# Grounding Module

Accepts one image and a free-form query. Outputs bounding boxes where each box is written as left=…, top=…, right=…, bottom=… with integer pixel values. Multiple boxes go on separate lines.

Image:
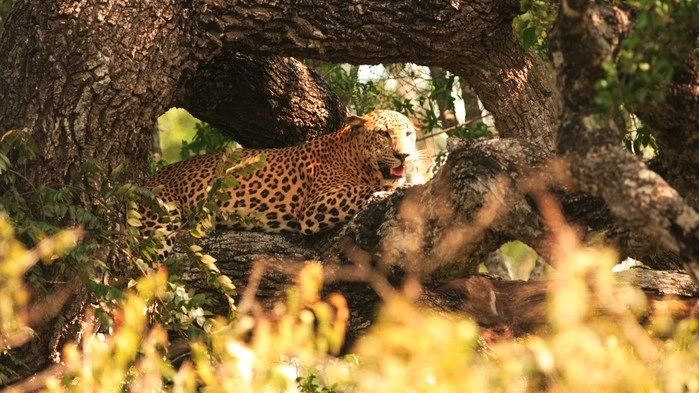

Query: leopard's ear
left=411, top=119, right=422, bottom=131
left=346, top=114, right=366, bottom=127
left=345, top=114, right=367, bottom=135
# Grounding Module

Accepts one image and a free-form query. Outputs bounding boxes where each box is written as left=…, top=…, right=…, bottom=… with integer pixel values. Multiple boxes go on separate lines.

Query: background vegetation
left=1, top=0, right=698, bottom=391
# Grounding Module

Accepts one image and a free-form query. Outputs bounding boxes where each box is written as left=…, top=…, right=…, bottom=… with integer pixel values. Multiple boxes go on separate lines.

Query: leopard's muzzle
left=379, top=152, right=410, bottom=180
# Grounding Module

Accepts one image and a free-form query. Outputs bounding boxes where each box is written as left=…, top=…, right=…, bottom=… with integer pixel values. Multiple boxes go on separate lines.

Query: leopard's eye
left=378, top=130, right=390, bottom=138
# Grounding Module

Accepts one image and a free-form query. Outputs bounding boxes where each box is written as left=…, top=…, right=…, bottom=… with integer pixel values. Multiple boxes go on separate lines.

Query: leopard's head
left=348, top=110, right=417, bottom=185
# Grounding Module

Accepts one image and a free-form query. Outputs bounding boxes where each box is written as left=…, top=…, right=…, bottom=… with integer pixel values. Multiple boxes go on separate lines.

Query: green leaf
left=521, top=26, right=537, bottom=48
left=126, top=218, right=142, bottom=227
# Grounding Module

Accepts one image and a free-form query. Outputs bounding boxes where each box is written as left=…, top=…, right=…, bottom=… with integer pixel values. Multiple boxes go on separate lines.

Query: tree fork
left=549, top=0, right=699, bottom=282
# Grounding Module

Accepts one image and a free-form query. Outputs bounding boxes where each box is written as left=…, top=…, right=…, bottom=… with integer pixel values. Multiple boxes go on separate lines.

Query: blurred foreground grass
left=2, top=209, right=698, bottom=392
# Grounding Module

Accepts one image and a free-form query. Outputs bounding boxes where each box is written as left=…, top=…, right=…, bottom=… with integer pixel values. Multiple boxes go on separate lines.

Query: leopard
left=139, top=110, right=418, bottom=256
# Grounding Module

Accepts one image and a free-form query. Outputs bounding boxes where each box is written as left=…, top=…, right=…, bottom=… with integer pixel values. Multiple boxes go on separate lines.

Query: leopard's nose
left=394, top=152, right=410, bottom=162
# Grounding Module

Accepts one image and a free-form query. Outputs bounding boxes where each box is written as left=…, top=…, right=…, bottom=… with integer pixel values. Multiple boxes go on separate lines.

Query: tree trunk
left=0, top=1, right=201, bottom=380
left=0, top=1, right=200, bottom=186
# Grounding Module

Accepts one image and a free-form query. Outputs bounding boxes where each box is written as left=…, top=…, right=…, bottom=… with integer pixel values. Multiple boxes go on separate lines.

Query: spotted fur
left=140, top=110, right=417, bottom=255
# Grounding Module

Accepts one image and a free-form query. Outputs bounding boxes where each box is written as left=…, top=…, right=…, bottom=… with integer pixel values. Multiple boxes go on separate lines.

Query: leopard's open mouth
left=379, top=161, right=407, bottom=179
left=390, top=165, right=406, bottom=177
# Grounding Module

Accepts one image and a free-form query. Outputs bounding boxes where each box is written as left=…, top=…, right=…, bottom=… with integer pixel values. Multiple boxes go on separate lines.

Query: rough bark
left=549, top=1, right=699, bottom=281
left=641, top=51, right=699, bottom=211
left=194, top=0, right=558, bottom=150
left=173, top=54, right=349, bottom=148
left=0, top=1, right=204, bottom=186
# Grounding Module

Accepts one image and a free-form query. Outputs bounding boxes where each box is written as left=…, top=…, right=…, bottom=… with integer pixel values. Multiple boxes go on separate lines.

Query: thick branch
left=188, top=1, right=557, bottom=149
left=201, top=1, right=520, bottom=64
left=174, top=54, right=348, bottom=148
left=185, top=226, right=698, bottom=346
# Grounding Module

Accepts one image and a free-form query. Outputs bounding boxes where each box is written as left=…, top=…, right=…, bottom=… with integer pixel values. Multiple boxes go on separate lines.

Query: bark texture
left=549, top=1, right=699, bottom=281
left=174, top=54, right=349, bottom=148
left=190, top=0, right=559, bottom=150
left=0, top=1, right=199, bottom=185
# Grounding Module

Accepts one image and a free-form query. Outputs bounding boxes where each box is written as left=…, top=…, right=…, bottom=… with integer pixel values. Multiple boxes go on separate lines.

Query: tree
left=0, top=0, right=697, bottom=387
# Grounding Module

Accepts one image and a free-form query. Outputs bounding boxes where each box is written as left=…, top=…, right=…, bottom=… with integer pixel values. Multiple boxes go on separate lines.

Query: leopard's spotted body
left=140, top=110, right=417, bottom=255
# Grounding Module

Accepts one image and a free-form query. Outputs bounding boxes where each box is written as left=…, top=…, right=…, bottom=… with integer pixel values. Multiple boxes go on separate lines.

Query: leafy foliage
left=355, top=245, right=698, bottom=392
left=623, top=118, right=658, bottom=158
left=0, top=213, right=81, bottom=385
left=0, top=0, right=12, bottom=19
left=514, top=0, right=558, bottom=58
left=297, top=373, right=341, bottom=393
left=3, top=212, right=698, bottom=391
left=179, top=122, right=238, bottom=161
left=595, top=0, right=697, bottom=112
left=0, top=132, right=256, bottom=381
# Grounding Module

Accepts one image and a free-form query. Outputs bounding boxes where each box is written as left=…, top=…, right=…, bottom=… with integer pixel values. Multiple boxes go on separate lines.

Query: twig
left=416, top=114, right=490, bottom=142
left=0, top=364, right=65, bottom=393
